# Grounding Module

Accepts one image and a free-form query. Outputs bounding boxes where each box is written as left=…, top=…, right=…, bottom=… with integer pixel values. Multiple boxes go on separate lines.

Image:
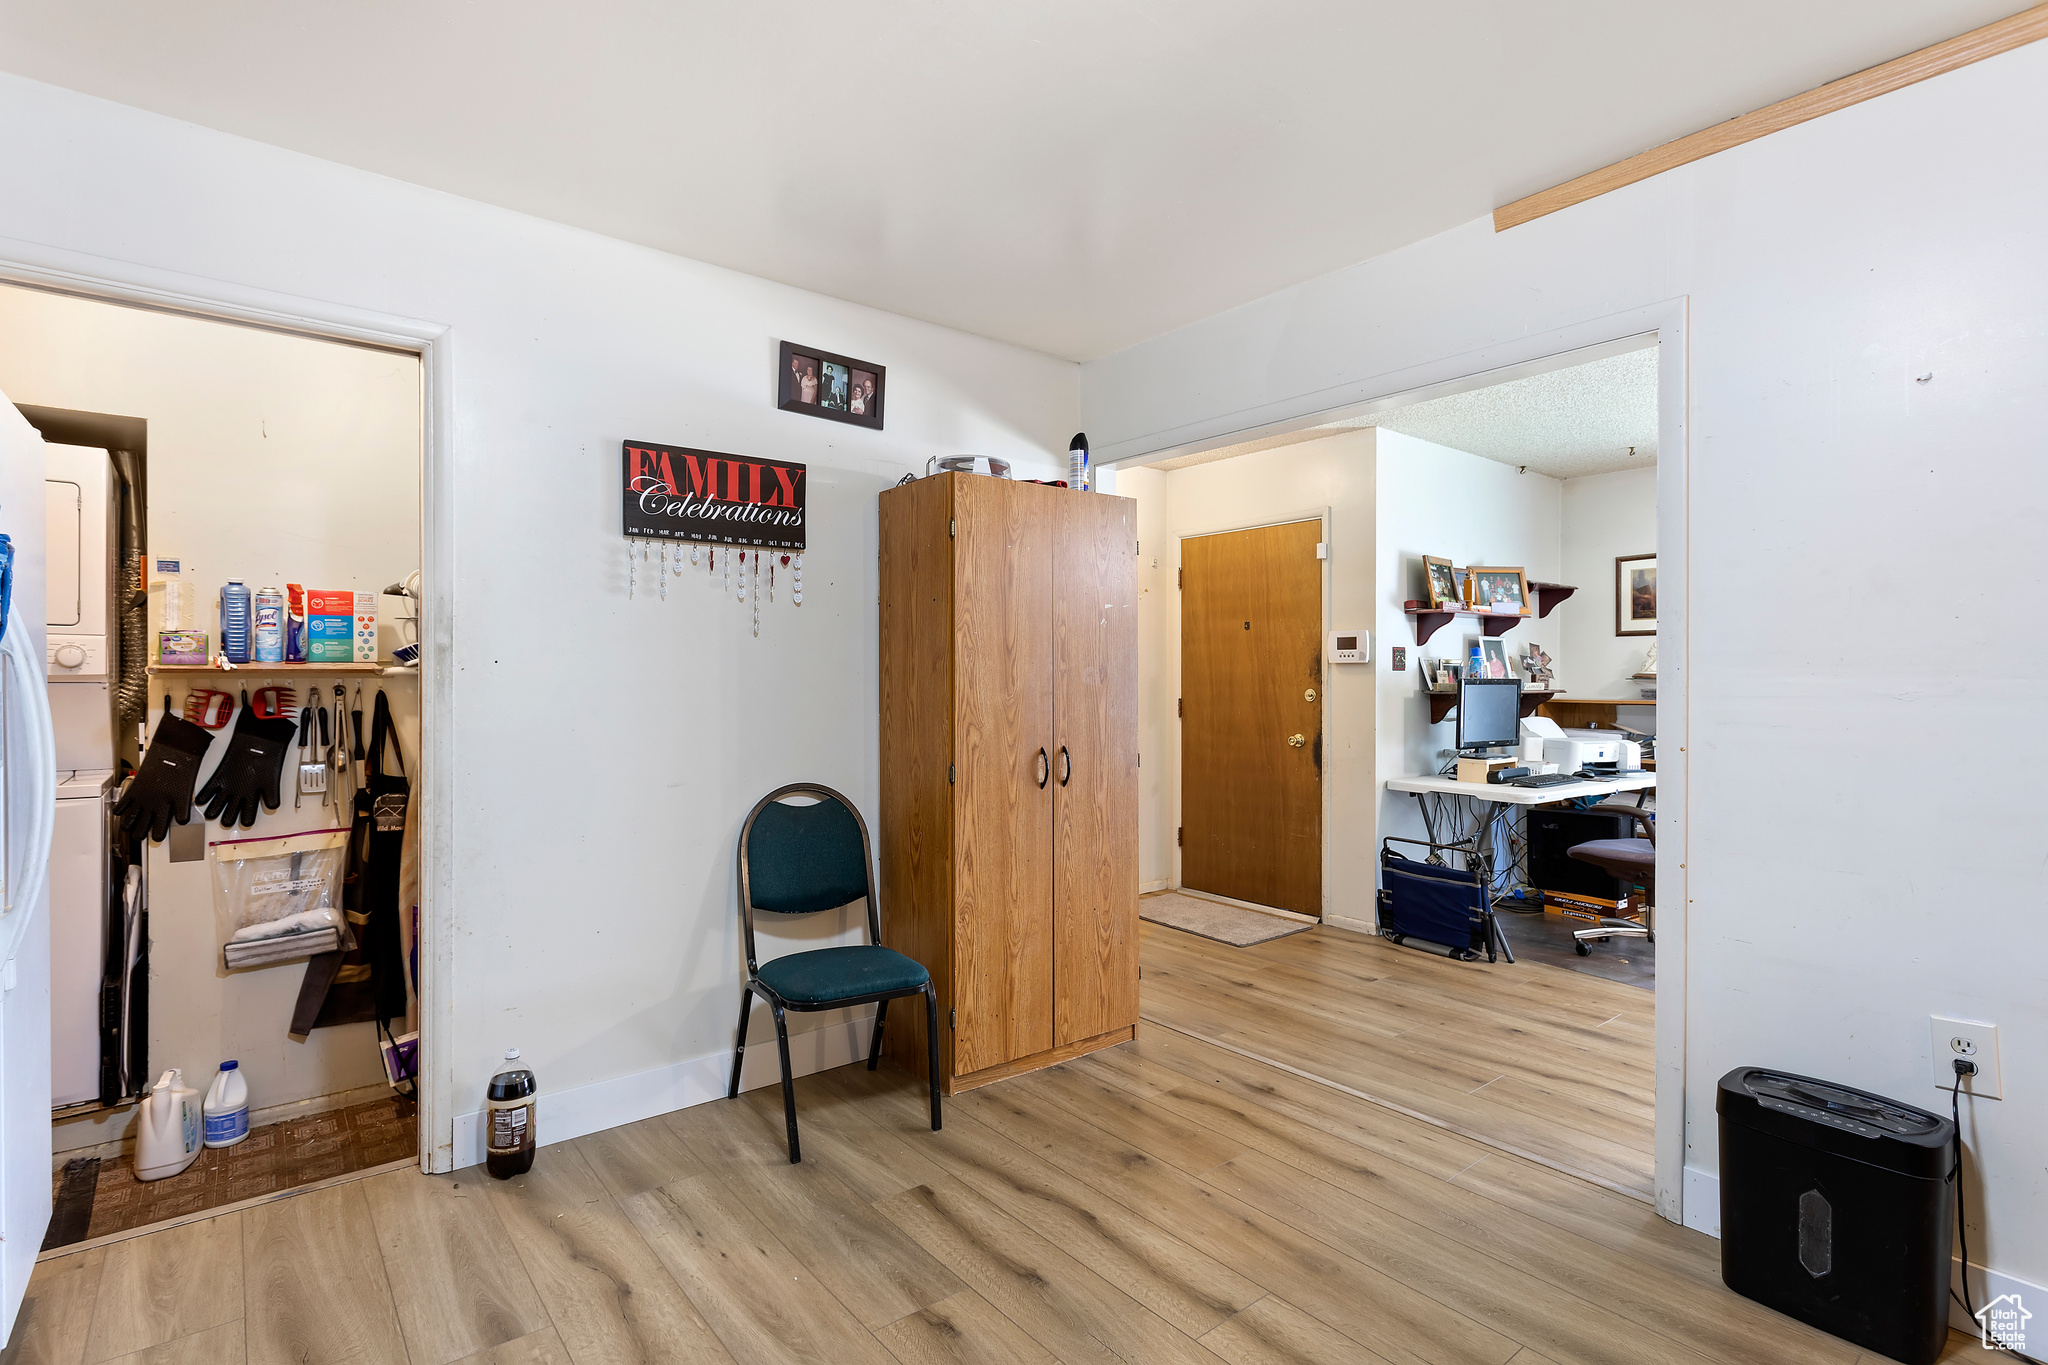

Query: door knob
left=1287, top=734, right=1305, bottom=748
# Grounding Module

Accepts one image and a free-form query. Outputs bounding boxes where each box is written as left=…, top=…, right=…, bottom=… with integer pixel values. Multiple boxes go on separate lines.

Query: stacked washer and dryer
left=45, top=443, right=143, bottom=1111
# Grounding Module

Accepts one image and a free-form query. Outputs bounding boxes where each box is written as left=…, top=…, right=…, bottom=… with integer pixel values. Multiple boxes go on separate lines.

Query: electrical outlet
left=1931, top=1016, right=2002, bottom=1099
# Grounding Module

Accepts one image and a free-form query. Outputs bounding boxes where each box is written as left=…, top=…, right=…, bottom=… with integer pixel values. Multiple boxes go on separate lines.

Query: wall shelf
left=1426, top=688, right=1561, bottom=725
left=149, top=661, right=388, bottom=675
left=1406, top=608, right=1526, bottom=647
left=1527, top=581, right=1577, bottom=617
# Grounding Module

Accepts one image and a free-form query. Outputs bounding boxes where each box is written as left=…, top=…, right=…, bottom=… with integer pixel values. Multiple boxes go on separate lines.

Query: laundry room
left=0, top=282, right=424, bottom=1243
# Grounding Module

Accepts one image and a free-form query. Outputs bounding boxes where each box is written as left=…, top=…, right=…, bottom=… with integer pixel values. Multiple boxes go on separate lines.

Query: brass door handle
left=1287, top=734, right=1306, bottom=748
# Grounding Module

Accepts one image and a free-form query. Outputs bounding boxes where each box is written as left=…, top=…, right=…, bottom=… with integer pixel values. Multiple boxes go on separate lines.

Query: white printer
left=1520, top=717, right=1642, bottom=773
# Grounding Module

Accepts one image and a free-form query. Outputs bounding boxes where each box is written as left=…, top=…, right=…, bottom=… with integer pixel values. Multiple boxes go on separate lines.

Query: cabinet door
left=1053, top=494, right=1139, bottom=1045
left=951, top=476, right=1056, bottom=1075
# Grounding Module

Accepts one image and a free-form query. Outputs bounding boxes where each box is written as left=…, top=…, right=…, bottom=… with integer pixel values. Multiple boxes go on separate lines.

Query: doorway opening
left=1113, top=328, right=1673, bottom=1207
left=2, top=281, right=429, bottom=1249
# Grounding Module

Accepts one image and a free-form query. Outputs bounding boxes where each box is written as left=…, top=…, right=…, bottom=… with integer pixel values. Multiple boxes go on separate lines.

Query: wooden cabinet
left=878, top=473, right=1138, bottom=1093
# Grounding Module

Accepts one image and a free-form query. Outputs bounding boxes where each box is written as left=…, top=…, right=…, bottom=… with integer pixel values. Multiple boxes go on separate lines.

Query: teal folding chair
left=727, top=783, right=941, bottom=1162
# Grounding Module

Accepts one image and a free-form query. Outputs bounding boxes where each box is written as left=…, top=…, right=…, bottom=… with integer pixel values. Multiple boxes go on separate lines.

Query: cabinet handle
left=1035, top=747, right=1049, bottom=789
left=1058, top=745, right=1071, bottom=786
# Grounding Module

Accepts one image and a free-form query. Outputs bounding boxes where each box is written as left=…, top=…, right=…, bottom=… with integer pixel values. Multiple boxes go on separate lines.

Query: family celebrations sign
left=622, top=441, right=807, bottom=549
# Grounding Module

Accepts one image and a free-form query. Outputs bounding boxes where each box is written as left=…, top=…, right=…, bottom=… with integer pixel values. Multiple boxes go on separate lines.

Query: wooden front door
left=1180, top=520, right=1323, bottom=916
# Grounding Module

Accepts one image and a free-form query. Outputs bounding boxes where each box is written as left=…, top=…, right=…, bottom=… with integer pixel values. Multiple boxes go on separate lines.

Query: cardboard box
left=307, top=614, right=354, bottom=662
left=158, top=630, right=208, bottom=666
left=352, top=591, right=377, bottom=662
left=1542, top=890, right=1637, bottom=923
left=306, top=589, right=355, bottom=616
left=1455, top=755, right=1516, bottom=784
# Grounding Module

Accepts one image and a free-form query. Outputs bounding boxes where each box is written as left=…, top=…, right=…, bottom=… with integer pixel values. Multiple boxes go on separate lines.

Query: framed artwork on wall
left=778, top=340, right=885, bottom=430
left=1616, top=553, right=1656, bottom=636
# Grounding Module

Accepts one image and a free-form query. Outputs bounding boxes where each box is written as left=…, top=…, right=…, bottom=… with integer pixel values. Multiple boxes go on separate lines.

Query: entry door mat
left=44, top=1094, right=416, bottom=1248
left=1140, top=891, right=1313, bottom=947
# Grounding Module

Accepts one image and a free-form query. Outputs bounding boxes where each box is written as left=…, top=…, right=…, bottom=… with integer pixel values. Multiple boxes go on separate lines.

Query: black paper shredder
left=1718, top=1067, right=1955, bottom=1365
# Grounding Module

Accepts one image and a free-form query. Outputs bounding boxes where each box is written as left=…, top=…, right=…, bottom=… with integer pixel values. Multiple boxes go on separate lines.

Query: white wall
left=1119, top=431, right=1375, bottom=928
left=1374, top=431, right=1563, bottom=860
left=0, top=73, right=1079, bottom=1169
left=1082, top=41, right=2048, bottom=1291
left=0, top=286, right=424, bottom=1153
left=1558, top=466, right=1658, bottom=702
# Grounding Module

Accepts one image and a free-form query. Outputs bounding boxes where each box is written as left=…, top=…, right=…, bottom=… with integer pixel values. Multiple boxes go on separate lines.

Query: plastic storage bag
left=210, top=828, right=350, bottom=969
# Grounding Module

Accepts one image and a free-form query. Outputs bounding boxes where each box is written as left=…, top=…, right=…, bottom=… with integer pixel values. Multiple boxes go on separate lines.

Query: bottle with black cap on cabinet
left=484, top=1048, right=537, bottom=1179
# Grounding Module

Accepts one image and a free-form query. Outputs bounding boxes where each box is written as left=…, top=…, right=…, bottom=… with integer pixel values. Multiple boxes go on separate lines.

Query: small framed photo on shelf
left=779, top=340, right=885, bottom=429
left=1616, top=553, right=1656, bottom=636
left=1477, top=637, right=1512, bottom=679
left=1466, top=566, right=1529, bottom=615
left=1423, top=556, right=1459, bottom=610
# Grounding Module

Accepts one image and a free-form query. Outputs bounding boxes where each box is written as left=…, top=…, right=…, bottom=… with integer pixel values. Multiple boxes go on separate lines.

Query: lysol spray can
left=1067, top=432, right=1090, bottom=492
left=219, top=581, right=252, bottom=663
left=252, top=587, right=285, bottom=662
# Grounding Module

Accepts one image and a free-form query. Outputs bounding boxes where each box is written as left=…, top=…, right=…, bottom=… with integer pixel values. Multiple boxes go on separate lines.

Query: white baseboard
left=451, top=1008, right=876, bottom=1170
left=1323, top=913, right=1377, bottom=937
left=1682, top=1165, right=1720, bottom=1237
left=1140, top=879, right=1172, bottom=894
left=1678, top=1165, right=2044, bottom=1341
left=1952, top=1257, right=2047, bottom=1339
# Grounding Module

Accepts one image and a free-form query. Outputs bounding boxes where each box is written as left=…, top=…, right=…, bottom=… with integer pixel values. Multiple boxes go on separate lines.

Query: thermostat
left=1326, top=630, right=1370, bottom=664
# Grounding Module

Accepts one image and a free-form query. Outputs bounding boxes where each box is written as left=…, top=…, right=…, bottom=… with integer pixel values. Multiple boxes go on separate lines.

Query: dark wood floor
left=9, top=926, right=1982, bottom=1365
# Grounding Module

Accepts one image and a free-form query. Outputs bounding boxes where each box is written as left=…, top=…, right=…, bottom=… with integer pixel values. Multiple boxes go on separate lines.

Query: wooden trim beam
left=1495, top=3, right=2048, bottom=231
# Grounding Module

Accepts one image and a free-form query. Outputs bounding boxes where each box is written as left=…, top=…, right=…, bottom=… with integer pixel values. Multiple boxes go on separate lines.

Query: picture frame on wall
left=1423, top=555, right=1459, bottom=609
left=1466, top=566, right=1529, bottom=615
left=1616, top=553, right=1656, bottom=636
left=778, top=339, right=885, bottom=430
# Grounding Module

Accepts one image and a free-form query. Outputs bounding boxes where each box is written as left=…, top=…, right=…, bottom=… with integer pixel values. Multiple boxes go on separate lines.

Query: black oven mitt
left=195, top=702, right=300, bottom=828
left=115, top=696, right=216, bottom=842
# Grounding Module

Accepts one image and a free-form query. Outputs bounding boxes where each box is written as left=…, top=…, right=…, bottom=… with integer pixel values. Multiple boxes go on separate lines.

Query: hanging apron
left=292, top=691, right=411, bottom=1034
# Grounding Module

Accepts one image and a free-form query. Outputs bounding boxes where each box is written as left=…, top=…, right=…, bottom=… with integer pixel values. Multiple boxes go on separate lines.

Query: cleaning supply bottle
left=252, top=588, right=284, bottom=663
left=484, top=1048, right=536, bottom=1179
left=219, top=581, right=252, bottom=663
left=285, top=583, right=307, bottom=662
left=136, top=1069, right=202, bottom=1181
left=1067, top=433, right=1090, bottom=491
left=202, top=1060, right=249, bottom=1148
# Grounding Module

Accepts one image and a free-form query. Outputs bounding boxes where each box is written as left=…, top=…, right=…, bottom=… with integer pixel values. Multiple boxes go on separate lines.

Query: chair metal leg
left=770, top=1003, right=801, bottom=1163
left=726, top=985, right=754, bottom=1099
left=923, top=983, right=942, bottom=1132
left=867, top=998, right=890, bottom=1070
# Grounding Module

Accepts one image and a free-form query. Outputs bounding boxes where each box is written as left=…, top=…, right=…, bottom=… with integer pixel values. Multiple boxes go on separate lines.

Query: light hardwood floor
left=1136, top=921, right=1657, bottom=1197
left=8, top=929, right=1983, bottom=1364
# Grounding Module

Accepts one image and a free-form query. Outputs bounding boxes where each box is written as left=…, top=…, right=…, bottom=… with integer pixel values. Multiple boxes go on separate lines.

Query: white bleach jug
left=203, top=1061, right=249, bottom=1148
left=136, top=1069, right=202, bottom=1181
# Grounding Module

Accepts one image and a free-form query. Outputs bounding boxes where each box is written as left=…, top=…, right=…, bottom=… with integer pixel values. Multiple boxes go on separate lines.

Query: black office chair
left=727, top=783, right=941, bottom=1162
left=1565, top=801, right=1655, bottom=956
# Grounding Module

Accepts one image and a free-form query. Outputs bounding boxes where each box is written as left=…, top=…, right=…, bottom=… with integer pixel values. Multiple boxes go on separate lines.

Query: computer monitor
left=1455, top=677, right=1522, bottom=753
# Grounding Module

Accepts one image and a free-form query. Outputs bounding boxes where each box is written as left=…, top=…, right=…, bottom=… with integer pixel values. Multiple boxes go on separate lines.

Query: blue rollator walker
left=728, top=783, right=942, bottom=1162
left=1376, top=834, right=1512, bottom=963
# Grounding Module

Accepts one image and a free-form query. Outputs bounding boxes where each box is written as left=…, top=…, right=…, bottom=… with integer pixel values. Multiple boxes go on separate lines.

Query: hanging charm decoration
left=627, top=538, right=637, bottom=599
left=793, top=553, right=803, bottom=606
left=658, top=543, right=668, bottom=599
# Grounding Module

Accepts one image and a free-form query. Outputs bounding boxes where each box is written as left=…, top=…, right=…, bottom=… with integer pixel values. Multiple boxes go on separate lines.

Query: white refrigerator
left=0, top=394, right=58, bottom=1338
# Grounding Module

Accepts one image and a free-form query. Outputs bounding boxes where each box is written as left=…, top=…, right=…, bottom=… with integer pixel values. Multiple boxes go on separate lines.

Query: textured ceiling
left=0, top=1, right=2016, bottom=359
left=1149, top=345, right=1658, bottom=478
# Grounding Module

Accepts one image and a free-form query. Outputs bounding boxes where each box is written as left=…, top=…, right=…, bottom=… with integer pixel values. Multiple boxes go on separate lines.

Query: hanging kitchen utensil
left=251, top=684, right=297, bottom=720
left=351, top=686, right=365, bottom=761
left=295, top=705, right=322, bottom=809
left=183, top=688, right=234, bottom=730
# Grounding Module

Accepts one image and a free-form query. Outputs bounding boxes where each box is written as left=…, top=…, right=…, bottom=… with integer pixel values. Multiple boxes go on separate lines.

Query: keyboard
left=1506, top=773, right=1584, bottom=788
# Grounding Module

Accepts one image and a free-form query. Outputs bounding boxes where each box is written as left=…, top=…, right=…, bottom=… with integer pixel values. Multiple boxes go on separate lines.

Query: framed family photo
left=1466, top=566, right=1529, bottom=615
left=778, top=339, right=885, bottom=430
left=1616, top=553, right=1656, bottom=635
left=1423, top=555, right=1459, bottom=609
